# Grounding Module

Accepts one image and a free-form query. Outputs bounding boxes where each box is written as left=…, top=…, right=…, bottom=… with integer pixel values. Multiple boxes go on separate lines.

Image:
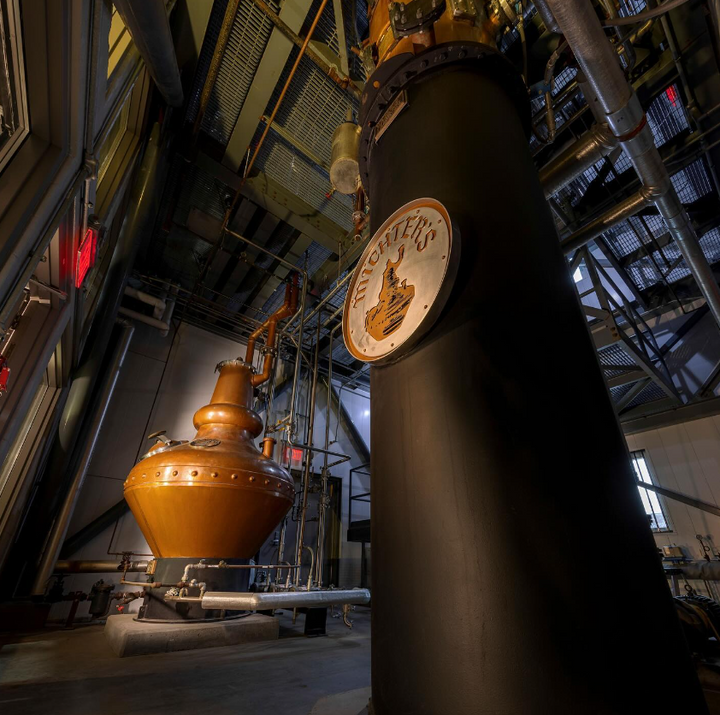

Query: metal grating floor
left=255, top=131, right=354, bottom=230
left=598, top=343, right=639, bottom=378
left=201, top=0, right=279, bottom=146
left=186, top=0, right=229, bottom=124
left=626, top=380, right=667, bottom=410
left=250, top=30, right=359, bottom=233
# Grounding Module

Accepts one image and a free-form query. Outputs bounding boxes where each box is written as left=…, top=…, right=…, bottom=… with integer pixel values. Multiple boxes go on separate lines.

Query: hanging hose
left=536, top=40, right=568, bottom=145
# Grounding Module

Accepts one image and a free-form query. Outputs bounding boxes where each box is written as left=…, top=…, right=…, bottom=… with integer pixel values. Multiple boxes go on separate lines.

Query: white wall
left=627, top=414, right=720, bottom=597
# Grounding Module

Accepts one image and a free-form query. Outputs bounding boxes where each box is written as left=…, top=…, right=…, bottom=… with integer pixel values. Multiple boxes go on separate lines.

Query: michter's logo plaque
left=343, top=198, right=457, bottom=364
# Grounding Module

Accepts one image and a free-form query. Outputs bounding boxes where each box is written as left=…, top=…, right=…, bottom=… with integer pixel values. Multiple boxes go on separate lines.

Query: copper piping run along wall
left=364, top=65, right=706, bottom=713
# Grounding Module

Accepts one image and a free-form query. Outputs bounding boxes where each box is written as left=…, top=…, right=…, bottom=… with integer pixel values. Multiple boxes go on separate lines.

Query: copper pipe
left=262, top=437, right=277, bottom=458
left=249, top=0, right=361, bottom=99
left=193, top=0, right=241, bottom=137
left=245, top=273, right=299, bottom=387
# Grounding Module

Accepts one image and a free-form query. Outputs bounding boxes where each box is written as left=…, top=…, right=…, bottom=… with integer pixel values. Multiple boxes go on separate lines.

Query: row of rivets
left=126, top=472, right=293, bottom=492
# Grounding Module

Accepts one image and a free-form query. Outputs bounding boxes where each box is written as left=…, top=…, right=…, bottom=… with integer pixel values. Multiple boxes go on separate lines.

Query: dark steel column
left=367, top=64, right=707, bottom=713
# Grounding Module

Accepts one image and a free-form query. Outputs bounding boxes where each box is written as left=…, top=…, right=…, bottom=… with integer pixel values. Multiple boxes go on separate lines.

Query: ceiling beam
left=331, top=0, right=349, bottom=76
left=195, top=151, right=346, bottom=252
left=222, top=0, right=314, bottom=173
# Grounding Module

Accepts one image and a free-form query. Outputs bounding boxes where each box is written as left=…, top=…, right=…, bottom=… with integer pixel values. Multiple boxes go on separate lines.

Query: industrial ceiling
left=136, top=0, right=720, bottom=414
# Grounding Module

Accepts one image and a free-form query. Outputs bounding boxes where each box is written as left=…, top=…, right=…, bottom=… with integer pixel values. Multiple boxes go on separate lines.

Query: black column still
left=346, top=46, right=708, bottom=714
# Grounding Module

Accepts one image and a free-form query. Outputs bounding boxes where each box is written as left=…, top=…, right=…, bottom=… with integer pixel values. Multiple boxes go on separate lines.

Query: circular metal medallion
left=343, top=198, right=457, bottom=364
left=190, top=439, right=221, bottom=448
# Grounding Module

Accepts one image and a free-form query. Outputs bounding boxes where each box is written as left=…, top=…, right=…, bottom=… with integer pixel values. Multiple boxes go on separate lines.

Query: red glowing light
left=75, top=227, right=98, bottom=288
left=284, top=447, right=304, bottom=463
left=665, top=85, right=678, bottom=108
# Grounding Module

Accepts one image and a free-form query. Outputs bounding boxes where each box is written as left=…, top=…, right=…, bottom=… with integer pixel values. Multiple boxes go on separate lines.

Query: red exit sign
left=75, top=227, right=98, bottom=288
left=284, top=447, right=303, bottom=464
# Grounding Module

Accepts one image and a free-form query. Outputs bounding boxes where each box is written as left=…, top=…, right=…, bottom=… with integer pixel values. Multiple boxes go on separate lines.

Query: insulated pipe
left=118, top=305, right=174, bottom=333
left=32, top=322, right=135, bottom=595
left=54, top=560, right=150, bottom=574
left=534, top=0, right=561, bottom=33
left=560, top=188, right=652, bottom=255
left=159, top=296, right=176, bottom=338
left=364, top=61, right=706, bottom=715
left=124, top=286, right=166, bottom=314
left=540, top=123, right=616, bottom=197
left=201, top=588, right=370, bottom=611
left=113, top=0, right=184, bottom=108
left=679, top=561, right=720, bottom=581
left=546, top=0, right=720, bottom=332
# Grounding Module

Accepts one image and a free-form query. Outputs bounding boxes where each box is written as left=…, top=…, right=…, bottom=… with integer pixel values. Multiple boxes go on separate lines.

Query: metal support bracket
left=389, top=0, right=446, bottom=38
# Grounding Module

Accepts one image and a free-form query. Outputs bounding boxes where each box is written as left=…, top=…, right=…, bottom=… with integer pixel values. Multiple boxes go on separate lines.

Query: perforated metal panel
left=599, top=343, right=639, bottom=378
left=255, top=132, right=354, bottom=229
left=626, top=381, right=666, bottom=410
left=201, top=0, right=279, bottom=145
left=186, top=0, right=229, bottom=123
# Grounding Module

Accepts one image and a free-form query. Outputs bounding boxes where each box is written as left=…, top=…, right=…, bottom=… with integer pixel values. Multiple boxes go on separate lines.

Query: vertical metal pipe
left=32, top=321, right=135, bottom=595
left=286, top=261, right=308, bottom=448
left=314, top=324, right=340, bottom=586
left=263, top=334, right=282, bottom=436
left=294, top=311, right=322, bottom=585
left=534, top=0, right=561, bottom=33
left=275, top=516, right=288, bottom=585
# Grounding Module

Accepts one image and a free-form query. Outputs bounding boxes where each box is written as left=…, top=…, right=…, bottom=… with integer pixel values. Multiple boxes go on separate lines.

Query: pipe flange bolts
left=215, top=358, right=253, bottom=372
left=189, top=438, right=221, bottom=448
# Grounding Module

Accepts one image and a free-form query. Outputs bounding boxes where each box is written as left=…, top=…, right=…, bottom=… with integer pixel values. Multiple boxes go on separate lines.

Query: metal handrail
left=348, top=462, right=371, bottom=526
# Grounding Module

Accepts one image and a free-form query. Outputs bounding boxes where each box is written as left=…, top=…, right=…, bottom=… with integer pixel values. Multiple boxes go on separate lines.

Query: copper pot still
left=124, top=276, right=299, bottom=559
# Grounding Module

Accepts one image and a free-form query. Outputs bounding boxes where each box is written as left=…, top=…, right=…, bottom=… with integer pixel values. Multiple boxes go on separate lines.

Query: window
left=0, top=0, right=28, bottom=172
left=107, top=6, right=133, bottom=80
left=630, top=450, right=671, bottom=532
left=96, top=98, right=130, bottom=186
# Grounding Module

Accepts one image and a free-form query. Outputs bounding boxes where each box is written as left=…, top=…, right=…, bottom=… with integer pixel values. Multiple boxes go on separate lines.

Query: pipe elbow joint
left=606, top=93, right=645, bottom=140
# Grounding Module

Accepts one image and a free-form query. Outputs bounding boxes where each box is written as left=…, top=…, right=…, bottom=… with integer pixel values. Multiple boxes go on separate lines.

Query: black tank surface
left=364, top=59, right=707, bottom=714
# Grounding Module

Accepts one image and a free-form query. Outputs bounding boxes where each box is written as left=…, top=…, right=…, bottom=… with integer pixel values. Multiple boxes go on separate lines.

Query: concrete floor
left=0, top=608, right=370, bottom=715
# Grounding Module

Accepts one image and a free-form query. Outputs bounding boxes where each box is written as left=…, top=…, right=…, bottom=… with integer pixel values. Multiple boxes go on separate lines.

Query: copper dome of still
left=124, top=276, right=298, bottom=559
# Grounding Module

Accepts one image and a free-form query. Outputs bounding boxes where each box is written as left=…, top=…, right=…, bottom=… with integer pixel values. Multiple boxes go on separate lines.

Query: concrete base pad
left=309, top=687, right=371, bottom=715
left=104, top=613, right=279, bottom=657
